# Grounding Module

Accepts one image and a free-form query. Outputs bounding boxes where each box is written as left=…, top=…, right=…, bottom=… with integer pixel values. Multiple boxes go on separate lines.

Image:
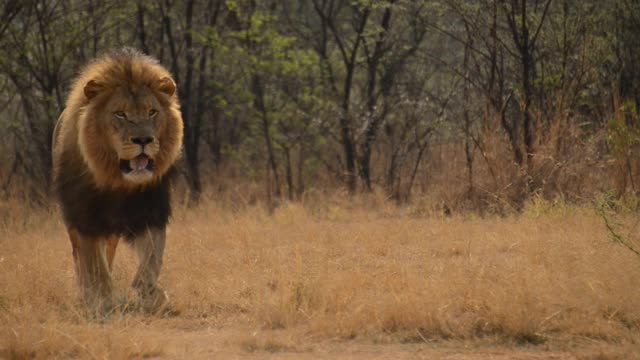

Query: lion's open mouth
left=120, top=154, right=154, bottom=173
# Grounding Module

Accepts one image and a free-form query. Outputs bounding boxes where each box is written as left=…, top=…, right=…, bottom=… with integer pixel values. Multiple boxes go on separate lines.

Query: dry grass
left=1, top=198, right=640, bottom=358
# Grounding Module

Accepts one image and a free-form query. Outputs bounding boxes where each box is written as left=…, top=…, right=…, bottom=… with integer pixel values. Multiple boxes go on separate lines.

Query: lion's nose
left=131, top=136, right=154, bottom=146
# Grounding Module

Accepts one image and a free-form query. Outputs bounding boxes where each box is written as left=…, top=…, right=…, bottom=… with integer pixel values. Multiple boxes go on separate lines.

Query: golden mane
left=53, top=48, right=183, bottom=191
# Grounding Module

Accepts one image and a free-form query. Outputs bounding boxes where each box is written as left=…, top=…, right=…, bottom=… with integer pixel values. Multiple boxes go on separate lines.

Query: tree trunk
left=296, top=145, right=305, bottom=198
left=359, top=1, right=394, bottom=191
left=136, top=2, right=149, bottom=54
left=252, top=75, right=281, bottom=198
left=463, top=40, right=474, bottom=195
left=284, top=147, right=294, bottom=201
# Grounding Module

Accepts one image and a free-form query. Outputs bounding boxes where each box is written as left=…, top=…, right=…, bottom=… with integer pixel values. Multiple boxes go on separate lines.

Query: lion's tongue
left=130, top=155, right=149, bottom=171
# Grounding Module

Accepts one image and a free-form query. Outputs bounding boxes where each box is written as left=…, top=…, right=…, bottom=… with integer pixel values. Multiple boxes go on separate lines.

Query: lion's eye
left=114, top=111, right=127, bottom=120
left=149, top=109, right=158, bottom=118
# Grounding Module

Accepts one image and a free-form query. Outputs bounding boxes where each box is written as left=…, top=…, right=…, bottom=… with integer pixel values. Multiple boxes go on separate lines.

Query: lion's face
left=77, top=73, right=182, bottom=190
left=101, top=85, right=168, bottom=184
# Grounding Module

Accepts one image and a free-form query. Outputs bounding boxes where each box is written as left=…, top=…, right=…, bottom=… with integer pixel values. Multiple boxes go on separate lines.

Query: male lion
left=52, top=48, right=183, bottom=313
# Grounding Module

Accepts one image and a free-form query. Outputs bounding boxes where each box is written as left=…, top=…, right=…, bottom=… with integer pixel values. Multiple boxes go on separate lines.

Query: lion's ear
left=84, top=80, right=104, bottom=100
left=157, top=77, right=176, bottom=96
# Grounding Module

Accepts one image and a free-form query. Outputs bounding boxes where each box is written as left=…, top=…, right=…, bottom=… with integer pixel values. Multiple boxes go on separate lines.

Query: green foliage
left=0, top=0, right=637, bottom=204
left=608, top=100, right=640, bottom=155
left=192, top=3, right=329, bottom=192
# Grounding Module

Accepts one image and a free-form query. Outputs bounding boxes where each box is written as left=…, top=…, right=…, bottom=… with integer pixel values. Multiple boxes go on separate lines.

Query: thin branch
left=596, top=202, right=640, bottom=258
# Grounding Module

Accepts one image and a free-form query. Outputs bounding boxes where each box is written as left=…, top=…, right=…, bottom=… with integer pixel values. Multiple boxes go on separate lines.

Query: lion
left=52, top=48, right=183, bottom=313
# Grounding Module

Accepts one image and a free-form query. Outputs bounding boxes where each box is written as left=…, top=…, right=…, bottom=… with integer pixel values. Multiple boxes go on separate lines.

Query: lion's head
left=68, top=48, right=183, bottom=190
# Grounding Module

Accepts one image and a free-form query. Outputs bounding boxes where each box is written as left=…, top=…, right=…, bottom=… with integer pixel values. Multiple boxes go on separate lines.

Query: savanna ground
left=1, top=195, right=640, bottom=359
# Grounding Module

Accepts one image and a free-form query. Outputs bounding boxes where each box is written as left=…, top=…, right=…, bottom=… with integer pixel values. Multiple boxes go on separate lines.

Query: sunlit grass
left=1, top=198, right=639, bottom=358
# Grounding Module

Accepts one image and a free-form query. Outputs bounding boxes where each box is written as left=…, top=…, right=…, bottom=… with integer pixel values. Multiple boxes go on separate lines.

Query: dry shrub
left=419, top=118, right=616, bottom=216
left=241, top=204, right=640, bottom=344
left=0, top=320, right=163, bottom=359
left=168, top=201, right=640, bottom=344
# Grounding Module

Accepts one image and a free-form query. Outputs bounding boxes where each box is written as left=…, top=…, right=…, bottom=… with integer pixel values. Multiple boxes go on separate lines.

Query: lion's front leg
left=68, top=229, right=115, bottom=312
left=131, top=227, right=169, bottom=313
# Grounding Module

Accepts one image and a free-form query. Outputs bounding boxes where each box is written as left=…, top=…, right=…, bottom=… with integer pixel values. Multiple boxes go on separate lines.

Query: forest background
left=1, top=0, right=640, bottom=213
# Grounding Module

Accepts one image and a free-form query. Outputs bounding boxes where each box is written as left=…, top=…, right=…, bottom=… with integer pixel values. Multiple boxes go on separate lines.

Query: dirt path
left=1, top=309, right=636, bottom=359
left=122, top=319, right=637, bottom=360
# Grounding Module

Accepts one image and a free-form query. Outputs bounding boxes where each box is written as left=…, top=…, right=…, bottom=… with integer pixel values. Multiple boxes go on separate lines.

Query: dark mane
left=54, top=151, right=175, bottom=238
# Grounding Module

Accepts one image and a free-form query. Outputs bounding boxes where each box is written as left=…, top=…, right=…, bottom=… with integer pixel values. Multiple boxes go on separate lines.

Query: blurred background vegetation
left=1, top=0, right=639, bottom=213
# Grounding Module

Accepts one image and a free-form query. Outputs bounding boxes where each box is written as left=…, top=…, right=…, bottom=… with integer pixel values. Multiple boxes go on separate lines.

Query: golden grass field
left=1, top=196, right=640, bottom=359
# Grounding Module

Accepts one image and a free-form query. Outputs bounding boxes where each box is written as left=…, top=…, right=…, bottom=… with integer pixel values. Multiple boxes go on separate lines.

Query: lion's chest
left=55, top=170, right=173, bottom=238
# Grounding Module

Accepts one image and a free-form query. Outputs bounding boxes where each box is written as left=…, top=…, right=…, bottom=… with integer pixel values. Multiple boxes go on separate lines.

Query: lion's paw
left=140, top=287, right=177, bottom=316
